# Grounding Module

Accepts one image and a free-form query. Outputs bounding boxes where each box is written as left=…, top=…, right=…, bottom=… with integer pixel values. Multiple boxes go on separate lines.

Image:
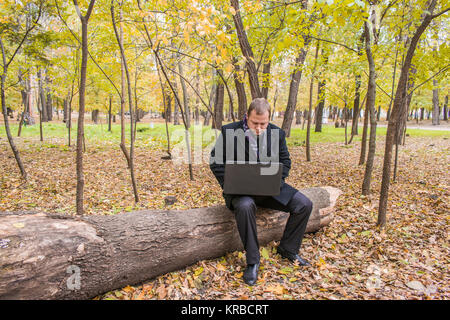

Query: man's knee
left=290, top=192, right=313, bottom=215
left=233, top=197, right=256, bottom=216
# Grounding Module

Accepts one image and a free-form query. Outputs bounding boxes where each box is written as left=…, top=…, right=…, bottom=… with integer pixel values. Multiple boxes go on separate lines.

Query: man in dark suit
left=209, top=98, right=313, bottom=286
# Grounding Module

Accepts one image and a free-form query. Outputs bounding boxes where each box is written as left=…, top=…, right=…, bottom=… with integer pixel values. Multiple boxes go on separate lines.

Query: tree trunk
left=74, top=0, right=96, bottom=215
left=212, top=82, right=224, bottom=130
left=306, top=42, right=319, bottom=162
left=111, top=0, right=139, bottom=202
left=443, top=95, right=448, bottom=121
left=91, top=109, right=99, bottom=124
left=230, top=0, right=261, bottom=99
left=0, top=186, right=341, bottom=300
left=314, top=80, right=326, bottom=132
left=1, top=69, right=27, bottom=179
left=38, top=90, right=44, bottom=142
left=351, top=75, right=361, bottom=136
left=432, top=79, right=440, bottom=125
left=233, top=60, right=248, bottom=120
left=108, top=96, right=112, bottom=132
left=282, top=45, right=309, bottom=137
left=173, top=80, right=180, bottom=126
left=271, top=85, right=278, bottom=121
left=359, top=105, right=370, bottom=165
left=261, top=60, right=271, bottom=100
left=378, top=0, right=438, bottom=228
left=178, top=58, right=190, bottom=128
left=46, top=91, right=53, bottom=121
left=295, top=109, right=302, bottom=125
left=38, top=70, right=48, bottom=122
left=76, top=19, right=89, bottom=215
left=361, top=20, right=378, bottom=196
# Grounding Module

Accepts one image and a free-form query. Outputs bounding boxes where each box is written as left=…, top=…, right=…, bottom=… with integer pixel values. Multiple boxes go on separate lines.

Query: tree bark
left=108, top=96, right=112, bottom=132
left=111, top=0, right=139, bottom=202
left=306, top=42, right=319, bottom=162
left=361, top=19, right=378, bottom=196
left=359, top=104, right=370, bottom=165
left=351, top=75, right=361, bottom=136
left=91, top=109, right=99, bottom=124
left=178, top=58, right=190, bottom=128
left=282, top=45, right=309, bottom=137
left=314, top=79, right=326, bottom=132
left=0, top=186, right=341, bottom=300
left=261, top=60, right=271, bottom=99
left=74, top=0, right=96, bottom=215
left=378, top=0, right=439, bottom=228
left=212, top=82, right=224, bottom=130
left=0, top=59, right=27, bottom=179
left=233, top=61, right=247, bottom=120
left=432, top=79, right=440, bottom=125
left=443, top=95, right=448, bottom=121
left=230, top=0, right=262, bottom=99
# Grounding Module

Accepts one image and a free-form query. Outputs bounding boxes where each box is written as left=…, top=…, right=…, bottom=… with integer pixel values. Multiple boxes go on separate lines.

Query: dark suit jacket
left=209, top=120, right=298, bottom=211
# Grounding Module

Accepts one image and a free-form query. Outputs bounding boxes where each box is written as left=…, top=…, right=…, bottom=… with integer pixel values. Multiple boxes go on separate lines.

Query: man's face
left=247, top=110, right=269, bottom=135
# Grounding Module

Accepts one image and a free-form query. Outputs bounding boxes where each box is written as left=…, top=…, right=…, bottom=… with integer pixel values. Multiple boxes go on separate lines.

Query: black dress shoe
left=243, top=263, right=260, bottom=285
left=276, top=246, right=311, bottom=266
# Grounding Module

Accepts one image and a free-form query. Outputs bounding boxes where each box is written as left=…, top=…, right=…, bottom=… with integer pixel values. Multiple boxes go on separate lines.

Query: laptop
left=223, top=161, right=283, bottom=196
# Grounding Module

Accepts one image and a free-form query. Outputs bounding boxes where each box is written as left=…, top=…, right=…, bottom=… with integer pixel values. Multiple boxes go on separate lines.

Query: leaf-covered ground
left=1, top=129, right=449, bottom=300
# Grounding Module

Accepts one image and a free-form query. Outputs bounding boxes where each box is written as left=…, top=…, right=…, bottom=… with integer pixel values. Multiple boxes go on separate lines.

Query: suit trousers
left=231, top=191, right=313, bottom=265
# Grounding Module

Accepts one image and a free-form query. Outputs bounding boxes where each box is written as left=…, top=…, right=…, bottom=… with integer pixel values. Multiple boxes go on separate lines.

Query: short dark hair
left=247, top=98, right=271, bottom=118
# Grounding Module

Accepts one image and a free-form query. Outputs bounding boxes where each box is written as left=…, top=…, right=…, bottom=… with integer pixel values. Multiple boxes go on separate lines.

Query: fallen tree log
left=0, top=186, right=342, bottom=300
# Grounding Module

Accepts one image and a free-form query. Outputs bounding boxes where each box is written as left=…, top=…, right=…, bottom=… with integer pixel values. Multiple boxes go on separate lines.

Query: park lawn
left=1, top=122, right=449, bottom=149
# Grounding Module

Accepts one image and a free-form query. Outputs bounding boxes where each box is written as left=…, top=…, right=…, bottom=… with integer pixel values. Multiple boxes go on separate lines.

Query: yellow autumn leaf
left=265, top=284, right=285, bottom=295
left=122, top=285, right=135, bottom=293
left=216, top=263, right=226, bottom=271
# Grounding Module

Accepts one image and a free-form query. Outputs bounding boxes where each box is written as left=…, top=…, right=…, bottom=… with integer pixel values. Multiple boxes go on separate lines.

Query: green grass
left=1, top=122, right=448, bottom=149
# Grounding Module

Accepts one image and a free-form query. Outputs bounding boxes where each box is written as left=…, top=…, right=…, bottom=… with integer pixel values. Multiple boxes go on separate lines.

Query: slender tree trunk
left=0, top=46, right=27, bottom=179
left=344, top=106, right=348, bottom=144
left=443, top=95, right=448, bottom=121
left=178, top=58, right=190, bottom=129
left=212, top=82, right=224, bottom=130
left=351, top=31, right=364, bottom=135
left=271, top=85, right=278, bottom=121
left=314, top=79, right=326, bottom=132
left=282, top=44, right=309, bottom=137
left=432, top=79, right=440, bottom=125
left=74, top=0, right=96, bottom=215
left=46, top=91, right=53, bottom=121
left=111, top=0, right=139, bottom=203
left=195, top=66, right=200, bottom=125
left=155, top=55, right=171, bottom=158
left=230, top=0, right=262, bottom=99
left=306, top=42, right=319, bottom=162
left=359, top=104, right=370, bottom=165
left=351, top=75, right=361, bottom=135
left=173, top=79, right=180, bottom=126
left=378, top=0, right=438, bottom=228
left=386, top=37, right=401, bottom=122
left=76, top=20, right=89, bottom=215
left=17, top=68, right=29, bottom=137
left=361, top=19, right=378, bottom=196
left=91, top=109, right=99, bottom=124
left=108, top=96, right=112, bottom=132
left=38, top=93, right=43, bottom=142
left=295, top=109, right=302, bottom=125
left=233, top=61, right=247, bottom=120
left=261, top=60, right=271, bottom=100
